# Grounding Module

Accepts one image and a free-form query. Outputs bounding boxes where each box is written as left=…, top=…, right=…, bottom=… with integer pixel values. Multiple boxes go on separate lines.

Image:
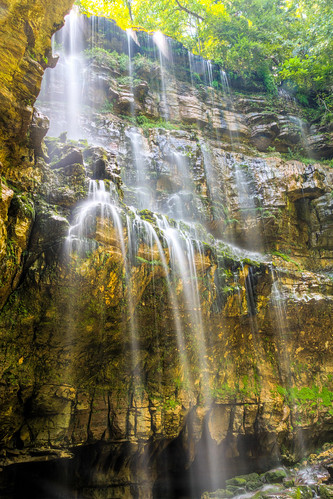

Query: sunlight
left=153, top=30, right=170, bottom=59
left=126, top=27, right=140, bottom=46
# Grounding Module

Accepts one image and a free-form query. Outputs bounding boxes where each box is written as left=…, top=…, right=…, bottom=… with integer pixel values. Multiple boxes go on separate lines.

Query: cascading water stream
left=188, top=51, right=195, bottom=88
left=218, top=70, right=265, bottom=252
left=67, top=180, right=144, bottom=419
left=156, top=216, right=211, bottom=399
left=35, top=9, right=286, bottom=496
left=153, top=31, right=170, bottom=120
left=270, top=273, right=291, bottom=381
left=65, top=9, right=83, bottom=139
left=270, top=270, right=306, bottom=455
left=153, top=214, right=224, bottom=492
left=290, top=116, right=311, bottom=157
left=164, top=150, right=205, bottom=222
left=126, top=127, right=153, bottom=210
left=220, top=69, right=233, bottom=110
left=126, top=28, right=135, bottom=117
left=205, top=60, right=216, bottom=118
left=66, top=179, right=121, bottom=254
left=38, top=8, right=90, bottom=140
left=130, top=211, right=194, bottom=393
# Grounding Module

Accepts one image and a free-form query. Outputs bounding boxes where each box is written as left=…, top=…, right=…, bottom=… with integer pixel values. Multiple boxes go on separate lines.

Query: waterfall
left=35, top=9, right=295, bottom=497
left=126, top=127, right=152, bottom=209
left=153, top=31, right=170, bottom=120
left=270, top=271, right=306, bottom=455
left=290, top=115, right=312, bottom=156
left=126, top=28, right=135, bottom=117
left=39, top=8, right=87, bottom=139
left=67, top=179, right=119, bottom=253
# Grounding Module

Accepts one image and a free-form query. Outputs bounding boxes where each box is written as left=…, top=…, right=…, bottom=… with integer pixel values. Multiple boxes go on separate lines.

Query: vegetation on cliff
left=76, top=0, right=333, bottom=123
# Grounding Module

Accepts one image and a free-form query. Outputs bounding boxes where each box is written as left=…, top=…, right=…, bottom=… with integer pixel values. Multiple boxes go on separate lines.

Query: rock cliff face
left=0, top=10, right=333, bottom=499
left=0, top=0, right=73, bottom=309
left=0, top=0, right=73, bottom=162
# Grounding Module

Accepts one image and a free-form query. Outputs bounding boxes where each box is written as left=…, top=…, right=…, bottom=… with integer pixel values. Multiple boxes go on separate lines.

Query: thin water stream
left=153, top=31, right=170, bottom=121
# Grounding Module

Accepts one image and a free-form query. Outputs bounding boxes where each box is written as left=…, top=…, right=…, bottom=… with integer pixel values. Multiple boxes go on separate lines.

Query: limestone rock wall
left=0, top=130, right=331, bottom=497
left=0, top=0, right=73, bottom=166
left=0, top=10, right=333, bottom=499
left=0, top=0, right=74, bottom=313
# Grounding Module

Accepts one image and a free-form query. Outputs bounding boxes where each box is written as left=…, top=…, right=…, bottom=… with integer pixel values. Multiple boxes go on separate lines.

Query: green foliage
left=134, top=114, right=179, bottom=130
left=84, top=47, right=129, bottom=71
left=163, top=397, right=178, bottom=410
left=77, top=0, right=332, bottom=122
left=275, top=384, right=333, bottom=417
left=282, top=148, right=316, bottom=165
left=117, top=75, right=141, bottom=87
left=133, top=53, right=160, bottom=75
left=100, top=99, right=114, bottom=113
left=257, top=64, right=277, bottom=95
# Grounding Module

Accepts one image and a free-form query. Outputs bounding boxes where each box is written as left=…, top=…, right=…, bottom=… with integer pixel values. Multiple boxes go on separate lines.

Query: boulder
left=29, top=108, right=50, bottom=156
left=263, top=468, right=287, bottom=483
left=51, top=148, right=83, bottom=169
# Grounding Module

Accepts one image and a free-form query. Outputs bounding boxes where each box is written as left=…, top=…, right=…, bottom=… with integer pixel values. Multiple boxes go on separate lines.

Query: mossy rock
left=51, top=148, right=83, bottom=169
left=226, top=476, right=247, bottom=487
left=255, top=484, right=284, bottom=498
left=53, top=162, right=85, bottom=177
left=289, top=485, right=314, bottom=498
left=262, top=468, right=287, bottom=483
left=201, top=489, right=233, bottom=498
left=226, top=472, right=261, bottom=491
left=247, top=479, right=262, bottom=491
left=319, top=484, right=333, bottom=498
left=243, top=473, right=261, bottom=482
left=226, top=484, right=246, bottom=495
left=283, top=479, right=295, bottom=488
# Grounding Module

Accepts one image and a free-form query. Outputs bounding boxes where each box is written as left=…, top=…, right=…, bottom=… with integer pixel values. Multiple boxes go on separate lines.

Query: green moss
left=133, top=53, right=159, bottom=73
left=272, top=251, right=302, bottom=270
left=163, top=398, right=178, bottom=410
left=221, top=284, right=241, bottom=297
left=84, top=47, right=129, bottom=72
left=135, top=114, right=180, bottom=131
left=135, top=256, right=163, bottom=266
left=117, top=75, right=142, bottom=87
left=318, top=485, right=333, bottom=498
left=289, top=486, right=313, bottom=498
left=137, top=208, right=157, bottom=224
left=263, top=469, right=287, bottom=483
left=202, top=490, right=233, bottom=498
left=274, top=384, right=333, bottom=418
left=226, top=477, right=247, bottom=487
left=226, top=485, right=246, bottom=494
left=211, top=373, right=260, bottom=400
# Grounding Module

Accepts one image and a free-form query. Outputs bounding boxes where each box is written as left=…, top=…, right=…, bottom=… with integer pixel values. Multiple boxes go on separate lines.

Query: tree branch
left=174, top=0, right=205, bottom=21
left=126, top=0, right=134, bottom=23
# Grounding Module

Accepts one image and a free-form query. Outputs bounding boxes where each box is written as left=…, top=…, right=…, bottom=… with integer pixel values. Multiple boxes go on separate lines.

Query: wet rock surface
left=0, top=0, right=74, bottom=167
left=202, top=444, right=333, bottom=498
left=0, top=8, right=332, bottom=499
left=0, top=131, right=332, bottom=497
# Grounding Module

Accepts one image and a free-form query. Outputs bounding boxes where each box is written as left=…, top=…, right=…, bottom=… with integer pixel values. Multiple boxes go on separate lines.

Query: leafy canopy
left=76, top=0, right=333, bottom=113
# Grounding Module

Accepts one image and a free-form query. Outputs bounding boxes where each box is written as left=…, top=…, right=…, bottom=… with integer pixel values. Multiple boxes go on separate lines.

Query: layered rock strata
left=0, top=9, right=332, bottom=499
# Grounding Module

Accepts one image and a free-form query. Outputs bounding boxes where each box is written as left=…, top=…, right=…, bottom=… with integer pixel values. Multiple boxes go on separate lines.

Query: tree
left=76, top=0, right=333, bottom=114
